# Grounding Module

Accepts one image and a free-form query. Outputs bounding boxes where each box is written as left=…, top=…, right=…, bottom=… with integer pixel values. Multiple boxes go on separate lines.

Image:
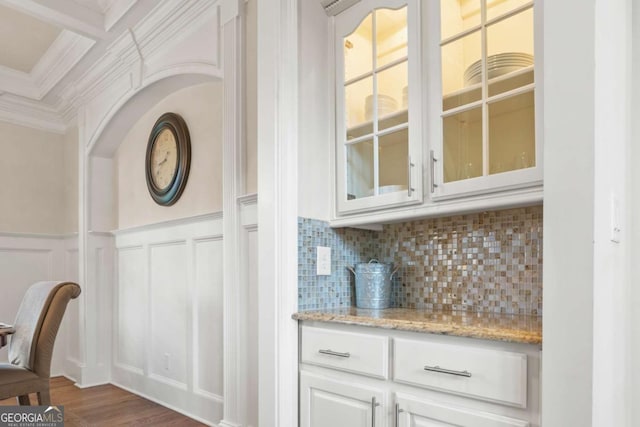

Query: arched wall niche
left=77, top=67, right=228, bottom=425
left=84, top=68, right=223, bottom=233
left=88, top=69, right=222, bottom=159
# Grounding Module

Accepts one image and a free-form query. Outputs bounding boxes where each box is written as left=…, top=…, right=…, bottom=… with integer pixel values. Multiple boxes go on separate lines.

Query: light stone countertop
left=292, top=307, right=542, bottom=345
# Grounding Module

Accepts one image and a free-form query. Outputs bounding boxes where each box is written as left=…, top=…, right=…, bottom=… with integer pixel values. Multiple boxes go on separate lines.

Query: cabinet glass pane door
left=347, top=139, right=374, bottom=199
left=440, top=0, right=535, bottom=184
left=342, top=6, right=408, bottom=201
left=443, top=107, right=482, bottom=182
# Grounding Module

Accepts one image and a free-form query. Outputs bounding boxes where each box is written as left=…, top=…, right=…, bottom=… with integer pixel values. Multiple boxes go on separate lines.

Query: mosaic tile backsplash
left=298, top=218, right=377, bottom=310
left=298, top=206, right=543, bottom=315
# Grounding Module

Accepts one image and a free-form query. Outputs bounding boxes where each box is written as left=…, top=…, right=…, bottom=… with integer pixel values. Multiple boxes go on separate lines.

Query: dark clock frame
left=145, top=112, right=191, bottom=206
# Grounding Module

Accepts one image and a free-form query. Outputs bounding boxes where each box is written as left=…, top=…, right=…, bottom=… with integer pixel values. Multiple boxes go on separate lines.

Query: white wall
left=591, top=0, right=631, bottom=425
left=543, top=0, right=633, bottom=425
left=245, top=0, right=258, bottom=195
left=115, top=82, right=223, bottom=229
left=630, top=0, right=640, bottom=425
left=298, top=0, right=332, bottom=221
left=0, top=122, right=67, bottom=234
left=541, top=0, right=595, bottom=425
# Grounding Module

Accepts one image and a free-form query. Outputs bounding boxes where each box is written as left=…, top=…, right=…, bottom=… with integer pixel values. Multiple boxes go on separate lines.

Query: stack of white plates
left=402, top=86, right=408, bottom=109
left=464, top=52, right=534, bottom=86
left=365, top=94, right=398, bottom=121
left=366, top=185, right=407, bottom=196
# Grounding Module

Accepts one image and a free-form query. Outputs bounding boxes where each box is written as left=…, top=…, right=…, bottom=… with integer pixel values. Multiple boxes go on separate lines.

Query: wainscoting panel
left=193, top=237, right=224, bottom=399
left=61, top=240, right=81, bottom=380
left=149, top=241, right=189, bottom=388
left=116, top=246, right=146, bottom=374
left=64, top=247, right=80, bottom=362
left=113, top=214, right=224, bottom=425
left=0, top=233, right=79, bottom=377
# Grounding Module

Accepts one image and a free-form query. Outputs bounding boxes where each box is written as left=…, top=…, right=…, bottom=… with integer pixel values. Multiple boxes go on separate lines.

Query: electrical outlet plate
left=317, top=246, right=331, bottom=275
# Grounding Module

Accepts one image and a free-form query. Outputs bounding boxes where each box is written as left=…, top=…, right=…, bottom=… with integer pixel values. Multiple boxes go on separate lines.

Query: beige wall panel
left=63, top=126, right=79, bottom=233
left=0, top=122, right=66, bottom=234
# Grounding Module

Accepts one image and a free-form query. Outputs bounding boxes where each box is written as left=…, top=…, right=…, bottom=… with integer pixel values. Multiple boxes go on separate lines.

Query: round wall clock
left=145, top=112, right=191, bottom=206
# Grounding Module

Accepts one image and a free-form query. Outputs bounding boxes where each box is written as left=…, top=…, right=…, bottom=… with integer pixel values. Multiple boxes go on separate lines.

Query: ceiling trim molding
left=0, top=30, right=95, bottom=101
left=103, top=0, right=137, bottom=31
left=0, top=0, right=108, bottom=40
left=134, top=0, right=218, bottom=59
left=57, top=0, right=220, bottom=123
left=31, top=30, right=96, bottom=99
left=0, top=66, right=39, bottom=99
left=0, top=0, right=221, bottom=132
left=0, top=94, right=66, bottom=133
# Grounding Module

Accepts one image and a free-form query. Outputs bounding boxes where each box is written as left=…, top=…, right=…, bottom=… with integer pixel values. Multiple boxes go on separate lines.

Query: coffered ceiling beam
left=0, top=0, right=109, bottom=40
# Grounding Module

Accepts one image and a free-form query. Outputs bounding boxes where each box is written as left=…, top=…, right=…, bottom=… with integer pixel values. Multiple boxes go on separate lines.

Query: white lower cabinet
left=299, top=322, right=540, bottom=427
left=396, top=395, right=528, bottom=427
left=300, top=371, right=384, bottom=427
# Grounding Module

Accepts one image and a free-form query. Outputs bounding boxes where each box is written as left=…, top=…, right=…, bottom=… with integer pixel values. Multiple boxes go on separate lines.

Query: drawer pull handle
left=319, top=349, right=351, bottom=358
left=423, top=365, right=472, bottom=377
left=371, top=396, right=380, bottom=427
left=395, top=402, right=404, bottom=427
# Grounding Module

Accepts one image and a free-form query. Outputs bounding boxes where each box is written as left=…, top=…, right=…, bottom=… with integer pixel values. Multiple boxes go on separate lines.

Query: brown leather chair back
left=9, top=282, right=81, bottom=377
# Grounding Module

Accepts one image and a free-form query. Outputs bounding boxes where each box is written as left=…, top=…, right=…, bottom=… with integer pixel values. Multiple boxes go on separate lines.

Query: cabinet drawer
left=393, top=338, right=527, bottom=407
left=301, top=326, right=389, bottom=379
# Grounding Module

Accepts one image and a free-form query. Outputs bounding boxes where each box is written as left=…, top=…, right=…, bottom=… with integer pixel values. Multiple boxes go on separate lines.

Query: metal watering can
left=347, top=259, right=399, bottom=309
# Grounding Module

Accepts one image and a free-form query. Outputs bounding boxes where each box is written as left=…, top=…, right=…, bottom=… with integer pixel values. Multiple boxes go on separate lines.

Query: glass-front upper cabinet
left=430, top=0, right=542, bottom=199
left=335, top=0, right=422, bottom=214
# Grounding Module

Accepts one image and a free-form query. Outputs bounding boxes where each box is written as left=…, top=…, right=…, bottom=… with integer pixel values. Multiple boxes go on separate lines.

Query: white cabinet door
left=396, top=395, right=529, bottom=427
left=301, top=371, right=385, bottom=427
left=334, top=0, right=423, bottom=215
left=427, top=0, right=543, bottom=200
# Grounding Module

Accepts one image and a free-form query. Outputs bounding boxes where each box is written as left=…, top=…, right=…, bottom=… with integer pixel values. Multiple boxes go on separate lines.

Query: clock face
left=150, top=128, right=178, bottom=190
left=145, top=112, right=190, bottom=206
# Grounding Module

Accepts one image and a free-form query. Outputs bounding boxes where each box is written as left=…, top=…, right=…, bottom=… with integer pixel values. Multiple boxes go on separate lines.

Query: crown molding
left=134, top=0, right=217, bottom=59
left=31, top=30, right=96, bottom=99
left=0, top=0, right=108, bottom=40
left=0, top=66, right=39, bottom=99
left=0, top=0, right=221, bottom=132
left=103, top=0, right=137, bottom=31
left=57, top=0, right=220, bottom=124
left=0, top=29, right=94, bottom=103
left=0, top=94, right=66, bottom=133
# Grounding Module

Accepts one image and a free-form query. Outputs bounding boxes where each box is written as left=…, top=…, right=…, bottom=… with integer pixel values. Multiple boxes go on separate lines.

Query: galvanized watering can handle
left=391, top=265, right=399, bottom=278
left=370, top=259, right=399, bottom=277
left=347, top=260, right=399, bottom=278
left=348, top=259, right=379, bottom=274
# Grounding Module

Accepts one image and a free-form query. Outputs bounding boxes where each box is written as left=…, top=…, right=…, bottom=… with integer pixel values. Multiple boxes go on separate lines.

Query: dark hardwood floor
left=0, top=376, right=207, bottom=426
